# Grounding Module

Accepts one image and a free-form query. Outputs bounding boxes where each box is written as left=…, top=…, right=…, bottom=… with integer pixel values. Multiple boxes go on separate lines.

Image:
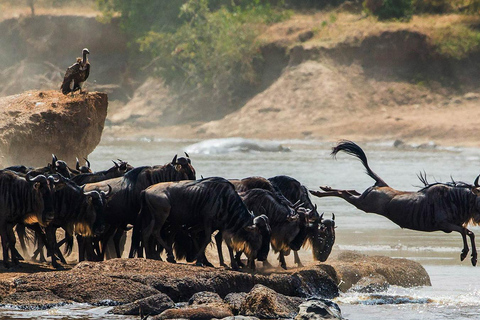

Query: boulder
left=109, top=293, right=175, bottom=316
left=0, top=90, right=107, bottom=167
left=224, top=292, right=247, bottom=314
left=239, top=284, right=304, bottom=319
left=327, top=251, right=431, bottom=292
left=0, top=290, right=69, bottom=310
left=153, top=306, right=233, bottom=320
left=294, top=298, right=344, bottom=320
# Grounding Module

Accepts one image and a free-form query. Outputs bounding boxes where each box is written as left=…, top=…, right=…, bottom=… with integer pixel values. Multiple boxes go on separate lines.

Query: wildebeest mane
left=0, top=170, right=42, bottom=218
left=269, top=175, right=318, bottom=216
left=53, top=176, right=98, bottom=236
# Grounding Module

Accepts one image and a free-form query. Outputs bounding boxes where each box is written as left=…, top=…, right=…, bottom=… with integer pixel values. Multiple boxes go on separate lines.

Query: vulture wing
left=61, top=62, right=81, bottom=95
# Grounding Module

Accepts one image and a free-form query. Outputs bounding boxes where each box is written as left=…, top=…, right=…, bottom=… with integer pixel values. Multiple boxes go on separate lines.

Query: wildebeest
left=18, top=175, right=109, bottom=268
left=0, top=171, right=56, bottom=268
left=310, top=140, right=480, bottom=266
left=134, top=177, right=271, bottom=270
left=71, top=159, right=133, bottom=185
left=84, top=155, right=196, bottom=259
left=224, top=188, right=305, bottom=269
left=269, top=175, right=336, bottom=264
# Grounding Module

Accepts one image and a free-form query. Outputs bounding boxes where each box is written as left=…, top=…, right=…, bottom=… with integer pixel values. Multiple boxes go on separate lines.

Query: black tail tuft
left=332, top=140, right=388, bottom=187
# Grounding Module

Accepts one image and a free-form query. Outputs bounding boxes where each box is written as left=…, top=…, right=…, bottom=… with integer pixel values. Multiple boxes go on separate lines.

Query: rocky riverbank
left=0, top=252, right=430, bottom=318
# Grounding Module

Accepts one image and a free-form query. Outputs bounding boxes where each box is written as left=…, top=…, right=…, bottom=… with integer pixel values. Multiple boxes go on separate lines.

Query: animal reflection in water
left=310, top=140, right=480, bottom=266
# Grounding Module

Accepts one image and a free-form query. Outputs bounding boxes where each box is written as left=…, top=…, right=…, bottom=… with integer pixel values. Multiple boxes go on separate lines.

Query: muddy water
left=4, top=137, right=480, bottom=319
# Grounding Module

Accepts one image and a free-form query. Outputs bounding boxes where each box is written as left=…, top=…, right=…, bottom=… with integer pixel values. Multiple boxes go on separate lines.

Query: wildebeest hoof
left=195, top=261, right=204, bottom=267
left=461, top=250, right=469, bottom=261
left=54, top=264, right=65, bottom=270
left=167, top=257, right=176, bottom=264
left=280, top=264, right=287, bottom=270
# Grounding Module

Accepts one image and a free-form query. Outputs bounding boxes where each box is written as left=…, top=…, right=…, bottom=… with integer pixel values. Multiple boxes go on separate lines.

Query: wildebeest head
left=246, top=214, right=271, bottom=261
left=26, top=173, right=56, bottom=225
left=51, top=154, right=71, bottom=178
left=83, top=185, right=111, bottom=236
left=171, top=153, right=196, bottom=180
left=308, top=213, right=336, bottom=262
left=76, top=157, right=93, bottom=174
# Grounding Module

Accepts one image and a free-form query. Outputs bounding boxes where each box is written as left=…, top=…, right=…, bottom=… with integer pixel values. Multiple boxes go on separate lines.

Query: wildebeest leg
left=227, top=245, right=239, bottom=270
left=310, top=187, right=361, bottom=198
left=278, top=252, right=287, bottom=270
left=440, top=222, right=477, bottom=266
left=6, top=223, right=19, bottom=266
left=194, top=226, right=212, bottom=267
left=294, top=250, right=303, bottom=267
left=113, top=229, right=125, bottom=258
left=99, top=225, right=116, bottom=260
left=215, top=231, right=227, bottom=267
left=234, top=251, right=246, bottom=268
left=0, top=226, right=11, bottom=268
left=77, top=235, right=86, bottom=262
left=46, top=225, right=61, bottom=269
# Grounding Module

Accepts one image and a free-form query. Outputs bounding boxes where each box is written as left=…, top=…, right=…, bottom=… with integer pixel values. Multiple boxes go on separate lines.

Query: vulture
left=61, top=48, right=90, bottom=95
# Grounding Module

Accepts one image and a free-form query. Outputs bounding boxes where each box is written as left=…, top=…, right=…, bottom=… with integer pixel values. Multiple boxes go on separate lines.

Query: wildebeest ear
left=171, top=154, right=178, bottom=165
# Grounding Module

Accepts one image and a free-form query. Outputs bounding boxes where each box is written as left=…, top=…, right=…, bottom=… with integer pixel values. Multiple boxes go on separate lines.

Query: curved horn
left=112, top=160, right=119, bottom=168
left=103, top=184, right=113, bottom=197
left=319, top=213, right=324, bottom=221
left=26, top=174, right=47, bottom=183
left=332, top=213, right=335, bottom=220
left=76, top=157, right=80, bottom=170
left=184, top=152, right=190, bottom=158
left=172, top=154, right=178, bottom=165
left=84, top=158, right=91, bottom=168
left=475, top=175, right=480, bottom=188
left=52, top=154, right=57, bottom=168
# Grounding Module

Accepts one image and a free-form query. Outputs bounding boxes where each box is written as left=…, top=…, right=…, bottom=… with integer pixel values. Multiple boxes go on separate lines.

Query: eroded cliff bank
left=0, top=90, right=108, bottom=167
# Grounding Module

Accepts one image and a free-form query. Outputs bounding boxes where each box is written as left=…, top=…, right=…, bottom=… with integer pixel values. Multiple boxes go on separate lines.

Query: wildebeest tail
left=332, top=140, right=388, bottom=187
left=16, top=224, right=32, bottom=256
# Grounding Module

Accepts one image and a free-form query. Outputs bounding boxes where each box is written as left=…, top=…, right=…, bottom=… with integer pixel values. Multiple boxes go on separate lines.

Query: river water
left=2, top=137, right=480, bottom=319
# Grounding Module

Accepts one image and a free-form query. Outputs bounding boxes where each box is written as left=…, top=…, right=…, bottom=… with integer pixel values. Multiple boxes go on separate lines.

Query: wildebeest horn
left=172, top=154, right=178, bottom=165
left=319, top=213, right=324, bottom=221
left=332, top=213, right=335, bottom=220
left=26, top=174, right=47, bottom=183
left=475, top=175, right=480, bottom=188
left=112, top=160, right=119, bottom=168
left=84, top=158, right=91, bottom=168
left=47, top=175, right=59, bottom=184
left=185, top=152, right=190, bottom=158
left=51, top=154, right=58, bottom=170
left=102, top=184, right=112, bottom=197
left=76, top=157, right=80, bottom=170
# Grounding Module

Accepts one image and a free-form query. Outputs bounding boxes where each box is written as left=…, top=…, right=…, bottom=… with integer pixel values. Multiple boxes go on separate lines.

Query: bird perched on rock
left=61, top=48, right=90, bottom=95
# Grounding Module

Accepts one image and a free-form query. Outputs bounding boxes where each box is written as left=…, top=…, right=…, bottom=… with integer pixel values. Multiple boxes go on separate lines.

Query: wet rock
left=0, top=291, right=69, bottom=310
left=0, top=90, right=107, bottom=167
left=153, top=305, right=233, bottom=320
left=295, top=298, right=344, bottom=320
left=349, top=275, right=390, bottom=293
left=189, top=291, right=224, bottom=305
left=12, top=268, right=159, bottom=304
left=221, top=317, right=260, bottom=320
left=224, top=292, right=247, bottom=314
left=109, top=293, right=174, bottom=316
left=328, top=251, right=431, bottom=292
left=239, top=284, right=303, bottom=319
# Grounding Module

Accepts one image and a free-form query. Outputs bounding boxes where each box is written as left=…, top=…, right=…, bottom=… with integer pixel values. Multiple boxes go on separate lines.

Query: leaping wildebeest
left=310, top=140, right=480, bottom=266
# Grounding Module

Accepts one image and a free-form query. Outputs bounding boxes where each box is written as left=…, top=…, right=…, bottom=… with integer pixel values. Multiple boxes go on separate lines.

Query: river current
left=2, top=136, right=480, bottom=319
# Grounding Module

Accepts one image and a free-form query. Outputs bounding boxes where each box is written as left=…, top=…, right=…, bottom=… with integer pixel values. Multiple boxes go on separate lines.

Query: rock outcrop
left=0, top=252, right=431, bottom=317
left=0, top=90, right=108, bottom=167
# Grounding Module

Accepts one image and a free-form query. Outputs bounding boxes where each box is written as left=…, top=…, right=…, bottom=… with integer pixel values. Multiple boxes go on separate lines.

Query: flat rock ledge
left=0, top=90, right=107, bottom=167
left=0, top=251, right=430, bottom=317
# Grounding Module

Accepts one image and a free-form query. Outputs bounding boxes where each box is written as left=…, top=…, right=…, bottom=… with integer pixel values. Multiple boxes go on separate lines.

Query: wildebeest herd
left=1, top=139, right=479, bottom=271
left=0, top=151, right=335, bottom=271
